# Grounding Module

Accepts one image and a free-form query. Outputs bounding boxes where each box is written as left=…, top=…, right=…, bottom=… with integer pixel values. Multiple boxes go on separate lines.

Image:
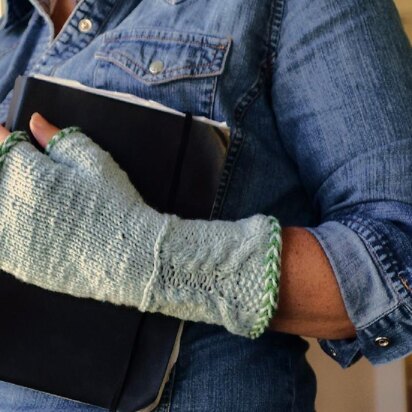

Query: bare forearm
left=269, top=227, right=357, bottom=340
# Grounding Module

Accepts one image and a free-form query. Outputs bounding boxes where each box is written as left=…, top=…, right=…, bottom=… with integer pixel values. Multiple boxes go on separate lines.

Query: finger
left=0, top=132, right=54, bottom=176
left=0, top=123, right=11, bottom=143
left=46, top=127, right=142, bottom=202
left=30, top=112, right=60, bottom=149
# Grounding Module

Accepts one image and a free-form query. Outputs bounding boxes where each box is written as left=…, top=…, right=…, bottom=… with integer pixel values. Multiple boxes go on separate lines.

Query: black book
left=3, top=75, right=230, bottom=412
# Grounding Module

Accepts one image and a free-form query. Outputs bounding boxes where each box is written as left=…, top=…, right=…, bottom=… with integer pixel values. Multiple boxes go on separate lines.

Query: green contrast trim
left=249, top=217, right=282, bottom=339
left=45, top=126, right=81, bottom=155
left=0, top=131, right=30, bottom=169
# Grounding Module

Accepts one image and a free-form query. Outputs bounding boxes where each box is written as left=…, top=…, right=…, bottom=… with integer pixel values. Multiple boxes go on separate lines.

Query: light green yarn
left=0, top=127, right=282, bottom=339
left=45, top=126, right=82, bottom=155
left=0, top=131, right=30, bottom=169
left=249, top=217, right=282, bottom=339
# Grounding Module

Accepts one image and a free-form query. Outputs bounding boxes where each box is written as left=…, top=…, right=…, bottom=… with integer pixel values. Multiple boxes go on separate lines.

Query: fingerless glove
left=0, top=129, right=282, bottom=338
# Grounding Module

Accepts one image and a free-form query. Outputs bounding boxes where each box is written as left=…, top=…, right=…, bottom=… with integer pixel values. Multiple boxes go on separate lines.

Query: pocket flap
left=95, top=29, right=231, bottom=85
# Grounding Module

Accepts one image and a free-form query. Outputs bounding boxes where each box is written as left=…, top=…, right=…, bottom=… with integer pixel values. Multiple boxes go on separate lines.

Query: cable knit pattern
left=0, top=129, right=282, bottom=338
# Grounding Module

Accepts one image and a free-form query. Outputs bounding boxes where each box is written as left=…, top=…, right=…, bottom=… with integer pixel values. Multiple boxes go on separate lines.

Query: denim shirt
left=0, top=0, right=411, bottom=372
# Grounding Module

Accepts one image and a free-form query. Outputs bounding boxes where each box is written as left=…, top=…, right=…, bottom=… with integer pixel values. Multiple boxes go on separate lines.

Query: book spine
left=5, top=76, right=28, bottom=131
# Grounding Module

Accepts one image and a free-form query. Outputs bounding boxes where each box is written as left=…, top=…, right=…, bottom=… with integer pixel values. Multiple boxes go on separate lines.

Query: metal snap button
left=374, top=336, right=391, bottom=348
left=78, top=18, right=93, bottom=33
left=149, top=60, right=164, bottom=75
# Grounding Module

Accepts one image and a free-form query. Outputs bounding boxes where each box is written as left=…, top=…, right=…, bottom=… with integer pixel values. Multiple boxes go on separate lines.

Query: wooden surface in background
left=395, top=0, right=412, bottom=40
left=407, top=357, right=412, bottom=412
left=395, top=0, right=412, bottom=33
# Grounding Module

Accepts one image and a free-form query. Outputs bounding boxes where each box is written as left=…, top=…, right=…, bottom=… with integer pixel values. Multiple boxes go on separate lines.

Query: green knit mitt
left=0, top=128, right=282, bottom=338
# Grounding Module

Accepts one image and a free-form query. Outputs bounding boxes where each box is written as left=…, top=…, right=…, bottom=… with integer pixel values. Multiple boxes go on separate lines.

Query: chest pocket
left=93, top=28, right=231, bottom=118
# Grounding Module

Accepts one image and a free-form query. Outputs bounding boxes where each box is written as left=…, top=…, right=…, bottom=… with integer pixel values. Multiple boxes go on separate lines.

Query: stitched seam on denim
left=268, top=0, right=285, bottom=65
left=49, top=0, right=118, bottom=60
left=209, top=75, right=218, bottom=119
left=103, top=34, right=229, bottom=50
left=234, top=0, right=280, bottom=123
left=96, top=50, right=224, bottom=75
left=210, top=3, right=277, bottom=218
left=399, top=275, right=412, bottom=293
left=94, top=0, right=122, bottom=37
left=356, top=302, right=409, bottom=332
left=338, top=216, right=410, bottom=300
left=308, top=225, right=401, bottom=331
left=339, top=217, right=402, bottom=281
left=35, top=1, right=83, bottom=64
left=404, top=304, right=412, bottom=316
left=95, top=53, right=225, bottom=86
left=209, top=127, right=242, bottom=219
left=211, top=68, right=267, bottom=219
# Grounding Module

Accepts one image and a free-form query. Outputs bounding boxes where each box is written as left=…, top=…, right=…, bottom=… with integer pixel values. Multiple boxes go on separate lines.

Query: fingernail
left=30, top=112, right=47, bottom=131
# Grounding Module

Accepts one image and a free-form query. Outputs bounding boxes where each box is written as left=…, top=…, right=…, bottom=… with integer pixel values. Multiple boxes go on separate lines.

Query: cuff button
left=375, top=337, right=390, bottom=348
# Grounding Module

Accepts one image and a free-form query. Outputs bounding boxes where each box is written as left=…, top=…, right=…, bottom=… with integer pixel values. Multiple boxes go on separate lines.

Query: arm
left=0, top=0, right=408, bottom=366
left=271, top=227, right=356, bottom=340
left=269, top=0, right=412, bottom=366
left=0, top=116, right=356, bottom=341
left=0, top=117, right=282, bottom=340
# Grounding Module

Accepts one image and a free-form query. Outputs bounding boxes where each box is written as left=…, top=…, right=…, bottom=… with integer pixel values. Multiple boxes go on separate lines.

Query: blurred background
left=0, top=0, right=411, bottom=411
left=397, top=0, right=412, bottom=39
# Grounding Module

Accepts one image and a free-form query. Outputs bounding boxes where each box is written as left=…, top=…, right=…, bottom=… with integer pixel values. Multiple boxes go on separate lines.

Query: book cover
left=2, top=75, right=229, bottom=412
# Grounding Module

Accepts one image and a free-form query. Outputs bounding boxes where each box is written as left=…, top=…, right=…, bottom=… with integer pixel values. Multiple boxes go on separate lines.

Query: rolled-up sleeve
left=272, top=0, right=412, bottom=367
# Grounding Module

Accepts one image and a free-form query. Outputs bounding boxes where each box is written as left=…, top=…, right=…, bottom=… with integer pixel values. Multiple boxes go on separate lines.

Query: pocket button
left=149, top=60, right=165, bottom=75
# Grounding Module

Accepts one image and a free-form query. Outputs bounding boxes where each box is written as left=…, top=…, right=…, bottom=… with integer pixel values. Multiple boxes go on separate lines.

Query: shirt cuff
left=307, top=220, right=412, bottom=368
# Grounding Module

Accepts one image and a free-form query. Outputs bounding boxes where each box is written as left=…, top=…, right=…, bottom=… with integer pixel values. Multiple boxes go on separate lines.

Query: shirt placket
left=29, top=0, right=118, bottom=77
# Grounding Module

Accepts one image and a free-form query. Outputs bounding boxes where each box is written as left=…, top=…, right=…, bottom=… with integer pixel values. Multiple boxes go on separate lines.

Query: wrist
left=144, top=214, right=282, bottom=338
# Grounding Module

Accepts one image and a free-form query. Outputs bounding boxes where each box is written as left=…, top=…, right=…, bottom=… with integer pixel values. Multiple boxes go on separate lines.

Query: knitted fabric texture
left=0, top=129, right=282, bottom=338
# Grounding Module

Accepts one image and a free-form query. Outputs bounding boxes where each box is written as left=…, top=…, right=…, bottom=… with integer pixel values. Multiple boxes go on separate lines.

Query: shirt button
left=78, top=18, right=93, bottom=33
left=149, top=60, right=164, bottom=75
left=330, top=348, right=337, bottom=357
left=374, top=336, right=391, bottom=348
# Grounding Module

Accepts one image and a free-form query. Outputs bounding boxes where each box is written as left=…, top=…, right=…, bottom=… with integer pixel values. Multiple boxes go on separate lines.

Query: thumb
left=29, top=112, right=60, bottom=149
left=32, top=116, right=144, bottom=203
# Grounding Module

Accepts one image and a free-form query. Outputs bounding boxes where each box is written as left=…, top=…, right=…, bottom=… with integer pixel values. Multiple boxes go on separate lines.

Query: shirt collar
left=0, top=0, right=81, bottom=29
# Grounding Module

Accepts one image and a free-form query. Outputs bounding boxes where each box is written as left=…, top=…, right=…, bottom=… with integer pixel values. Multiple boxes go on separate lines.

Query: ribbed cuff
left=249, top=217, right=282, bottom=339
left=45, top=126, right=82, bottom=155
left=0, top=131, right=30, bottom=170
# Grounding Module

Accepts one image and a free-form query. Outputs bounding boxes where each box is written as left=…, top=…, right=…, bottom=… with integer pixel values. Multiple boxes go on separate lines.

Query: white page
left=33, top=74, right=229, bottom=130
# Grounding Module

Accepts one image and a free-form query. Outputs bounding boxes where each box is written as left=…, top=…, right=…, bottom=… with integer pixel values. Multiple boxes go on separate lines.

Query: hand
left=0, top=114, right=281, bottom=338
left=0, top=113, right=160, bottom=309
left=0, top=113, right=143, bottom=201
left=0, top=112, right=59, bottom=149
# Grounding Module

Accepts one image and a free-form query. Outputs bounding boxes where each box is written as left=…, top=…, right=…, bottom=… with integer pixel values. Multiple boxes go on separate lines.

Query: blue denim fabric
left=0, top=0, right=411, bottom=409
